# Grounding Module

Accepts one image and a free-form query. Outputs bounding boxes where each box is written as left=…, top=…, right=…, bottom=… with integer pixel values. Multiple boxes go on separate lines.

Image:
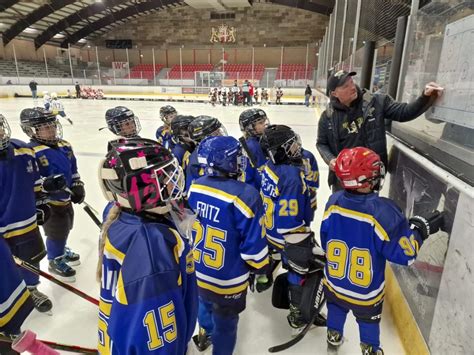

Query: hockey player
left=97, top=138, right=197, bottom=354
left=0, top=114, right=52, bottom=314
left=185, top=116, right=227, bottom=193
left=261, top=88, right=269, bottom=106
left=43, top=91, right=51, bottom=112
left=260, top=125, right=324, bottom=330
left=209, top=88, right=218, bottom=107
left=104, top=106, right=141, bottom=139
left=238, top=108, right=269, bottom=189
left=321, top=147, right=444, bottom=355
left=275, top=87, right=283, bottom=105
left=301, top=149, right=319, bottom=211
left=20, top=107, right=85, bottom=283
left=156, top=105, right=178, bottom=150
left=188, top=136, right=269, bottom=354
left=170, top=115, right=195, bottom=168
left=50, top=93, right=73, bottom=125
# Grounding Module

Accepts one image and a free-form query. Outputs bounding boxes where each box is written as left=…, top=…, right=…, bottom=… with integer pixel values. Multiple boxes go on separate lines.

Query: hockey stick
left=268, top=279, right=326, bottom=353
left=0, top=332, right=97, bottom=354
left=82, top=202, right=102, bottom=229
left=13, top=257, right=99, bottom=306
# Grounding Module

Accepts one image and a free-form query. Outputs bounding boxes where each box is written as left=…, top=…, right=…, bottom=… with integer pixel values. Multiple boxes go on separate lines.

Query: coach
left=316, top=70, right=443, bottom=191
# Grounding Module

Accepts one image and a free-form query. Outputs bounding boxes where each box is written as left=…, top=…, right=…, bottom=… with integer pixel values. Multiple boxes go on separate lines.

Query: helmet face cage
left=267, top=133, right=302, bottom=164
left=240, top=110, right=269, bottom=137
left=153, top=158, right=185, bottom=202
left=160, top=106, right=177, bottom=125
left=23, top=119, right=63, bottom=144
left=249, top=116, right=270, bottom=136
left=0, top=115, right=11, bottom=150
left=112, top=115, right=141, bottom=138
left=189, top=117, right=226, bottom=143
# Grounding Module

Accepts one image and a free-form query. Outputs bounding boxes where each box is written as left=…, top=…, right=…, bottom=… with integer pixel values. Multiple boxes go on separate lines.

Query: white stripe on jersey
left=0, top=281, right=27, bottom=313
left=0, top=215, right=36, bottom=233
left=241, top=247, right=268, bottom=261
left=196, top=271, right=250, bottom=287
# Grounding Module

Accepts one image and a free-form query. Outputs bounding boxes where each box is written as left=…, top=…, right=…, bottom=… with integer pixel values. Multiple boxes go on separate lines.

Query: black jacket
left=305, top=86, right=312, bottom=96
left=316, top=87, right=433, bottom=186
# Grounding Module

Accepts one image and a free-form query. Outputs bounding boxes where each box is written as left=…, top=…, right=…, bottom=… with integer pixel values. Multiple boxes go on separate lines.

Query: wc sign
left=112, top=62, right=129, bottom=70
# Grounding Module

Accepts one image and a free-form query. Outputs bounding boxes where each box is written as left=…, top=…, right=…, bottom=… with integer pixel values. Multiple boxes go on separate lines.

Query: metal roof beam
left=0, top=0, right=19, bottom=12
left=269, top=0, right=333, bottom=15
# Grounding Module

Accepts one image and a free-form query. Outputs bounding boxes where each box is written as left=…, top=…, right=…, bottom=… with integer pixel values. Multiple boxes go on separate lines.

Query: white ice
left=2, top=97, right=405, bottom=354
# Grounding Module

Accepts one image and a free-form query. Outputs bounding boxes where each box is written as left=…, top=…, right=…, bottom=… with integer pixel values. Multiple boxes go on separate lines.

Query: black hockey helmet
left=99, top=138, right=184, bottom=212
left=20, top=107, right=62, bottom=144
left=171, top=115, right=195, bottom=144
left=188, top=115, right=227, bottom=143
left=260, top=124, right=302, bottom=165
left=105, top=106, right=141, bottom=138
left=0, top=114, right=11, bottom=151
left=159, top=105, right=177, bottom=125
left=239, top=108, right=269, bottom=137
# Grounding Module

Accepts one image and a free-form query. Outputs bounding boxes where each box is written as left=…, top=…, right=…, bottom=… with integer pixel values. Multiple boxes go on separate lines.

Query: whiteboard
left=432, top=14, right=474, bottom=129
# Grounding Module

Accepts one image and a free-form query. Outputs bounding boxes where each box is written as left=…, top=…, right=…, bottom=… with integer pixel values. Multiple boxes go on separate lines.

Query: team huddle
left=0, top=103, right=443, bottom=355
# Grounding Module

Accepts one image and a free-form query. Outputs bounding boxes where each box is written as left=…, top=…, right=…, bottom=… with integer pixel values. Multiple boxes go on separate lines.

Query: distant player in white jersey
left=50, top=92, right=73, bottom=125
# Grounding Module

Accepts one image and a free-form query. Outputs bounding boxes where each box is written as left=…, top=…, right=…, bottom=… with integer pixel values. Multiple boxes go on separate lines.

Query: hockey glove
left=70, top=180, right=85, bottom=204
left=409, top=210, right=444, bottom=241
left=42, top=174, right=67, bottom=193
left=249, top=273, right=273, bottom=293
left=284, top=231, right=316, bottom=275
left=36, top=204, right=51, bottom=225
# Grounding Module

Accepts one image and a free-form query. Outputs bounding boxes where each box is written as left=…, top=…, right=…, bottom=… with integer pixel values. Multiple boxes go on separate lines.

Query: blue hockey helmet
left=105, top=106, right=141, bottom=138
left=0, top=114, right=11, bottom=150
left=197, top=136, right=244, bottom=178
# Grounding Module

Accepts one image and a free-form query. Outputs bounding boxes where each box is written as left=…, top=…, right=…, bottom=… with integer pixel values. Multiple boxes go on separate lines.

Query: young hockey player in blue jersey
left=97, top=138, right=197, bottom=354
left=0, top=114, right=53, bottom=315
left=20, top=107, right=85, bottom=283
left=185, top=116, right=227, bottom=193
left=301, top=149, right=319, bottom=211
left=104, top=106, right=142, bottom=139
left=260, top=125, right=325, bottom=331
left=321, top=147, right=444, bottom=355
left=238, top=108, right=269, bottom=189
left=156, top=105, right=178, bottom=150
left=188, top=136, right=269, bottom=355
left=170, top=115, right=196, bottom=168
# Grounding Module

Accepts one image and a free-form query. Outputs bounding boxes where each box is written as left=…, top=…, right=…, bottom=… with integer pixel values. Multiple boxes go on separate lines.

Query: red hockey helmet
left=334, top=147, right=385, bottom=190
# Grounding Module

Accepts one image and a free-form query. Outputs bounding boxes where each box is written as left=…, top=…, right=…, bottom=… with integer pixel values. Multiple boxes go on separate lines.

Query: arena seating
left=168, top=64, right=214, bottom=79
left=125, top=64, right=163, bottom=80
left=276, top=64, right=313, bottom=80
left=0, top=59, right=71, bottom=78
left=223, top=64, right=265, bottom=80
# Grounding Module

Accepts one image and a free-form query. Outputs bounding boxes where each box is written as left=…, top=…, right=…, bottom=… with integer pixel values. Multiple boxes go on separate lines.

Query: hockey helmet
left=239, top=108, right=269, bottom=137
left=159, top=105, right=177, bottom=125
left=260, top=124, right=302, bottom=165
left=197, top=136, right=244, bottom=178
left=335, top=147, right=385, bottom=191
left=51, top=92, right=58, bottom=99
left=99, top=138, right=184, bottom=212
left=170, top=115, right=195, bottom=145
left=20, top=107, right=62, bottom=144
left=105, top=106, right=141, bottom=138
left=0, top=114, right=12, bottom=151
left=188, top=115, right=227, bottom=143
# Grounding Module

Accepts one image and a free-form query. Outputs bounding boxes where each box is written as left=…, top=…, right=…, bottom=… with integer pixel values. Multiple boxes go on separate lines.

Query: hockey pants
left=198, top=298, right=239, bottom=355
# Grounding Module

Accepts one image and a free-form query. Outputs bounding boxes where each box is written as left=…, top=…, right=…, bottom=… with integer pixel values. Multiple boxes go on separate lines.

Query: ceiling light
left=53, top=33, right=65, bottom=39
left=78, top=38, right=87, bottom=43
left=23, top=27, right=38, bottom=34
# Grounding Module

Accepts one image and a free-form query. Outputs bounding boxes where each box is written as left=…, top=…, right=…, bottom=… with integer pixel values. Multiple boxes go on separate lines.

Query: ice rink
left=3, top=97, right=405, bottom=354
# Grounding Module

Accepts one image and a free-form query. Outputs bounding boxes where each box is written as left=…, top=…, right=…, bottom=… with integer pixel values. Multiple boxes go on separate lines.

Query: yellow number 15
left=143, top=301, right=177, bottom=350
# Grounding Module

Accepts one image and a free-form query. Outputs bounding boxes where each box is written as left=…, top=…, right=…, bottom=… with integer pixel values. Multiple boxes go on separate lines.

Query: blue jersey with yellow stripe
left=98, top=211, right=197, bottom=355
left=260, top=161, right=313, bottom=250
left=30, top=140, right=80, bottom=203
left=0, top=237, right=34, bottom=334
left=188, top=176, right=269, bottom=301
left=171, top=143, right=192, bottom=170
left=301, top=149, right=319, bottom=210
left=0, top=139, right=41, bottom=240
left=185, top=149, right=204, bottom=193
left=155, top=126, right=175, bottom=151
left=320, top=191, right=424, bottom=310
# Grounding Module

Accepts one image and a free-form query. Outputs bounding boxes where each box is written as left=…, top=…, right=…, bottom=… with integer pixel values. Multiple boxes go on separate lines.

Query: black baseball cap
left=327, top=70, right=356, bottom=92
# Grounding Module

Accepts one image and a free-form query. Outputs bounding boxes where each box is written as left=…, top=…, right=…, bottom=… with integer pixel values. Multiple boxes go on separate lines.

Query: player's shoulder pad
left=10, top=138, right=30, bottom=149
left=371, top=196, right=407, bottom=233
left=57, top=139, right=72, bottom=148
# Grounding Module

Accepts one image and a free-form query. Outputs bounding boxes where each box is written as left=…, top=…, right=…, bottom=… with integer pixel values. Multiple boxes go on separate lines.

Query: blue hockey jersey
left=301, top=149, right=319, bottom=210
left=98, top=212, right=197, bottom=355
left=0, top=139, right=41, bottom=240
left=184, top=149, right=204, bottom=193
left=260, top=161, right=313, bottom=250
left=30, top=140, right=80, bottom=203
left=171, top=143, right=192, bottom=170
left=188, top=176, right=269, bottom=300
left=0, top=237, right=34, bottom=334
left=155, top=126, right=175, bottom=151
left=240, top=136, right=267, bottom=190
left=320, top=191, right=424, bottom=310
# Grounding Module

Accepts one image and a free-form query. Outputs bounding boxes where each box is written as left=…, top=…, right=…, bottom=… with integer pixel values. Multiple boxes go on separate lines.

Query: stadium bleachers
left=168, top=64, right=214, bottom=79
left=276, top=64, right=313, bottom=80
left=0, top=59, right=71, bottom=78
left=223, top=64, right=265, bottom=80
left=124, top=64, right=163, bottom=80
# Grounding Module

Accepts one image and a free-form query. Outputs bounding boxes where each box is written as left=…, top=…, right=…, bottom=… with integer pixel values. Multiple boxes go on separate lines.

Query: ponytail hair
left=96, top=204, right=121, bottom=283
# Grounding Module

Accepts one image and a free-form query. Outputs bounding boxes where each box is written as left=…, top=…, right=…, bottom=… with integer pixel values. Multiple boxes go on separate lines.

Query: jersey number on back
left=193, top=220, right=227, bottom=270
left=143, top=301, right=177, bottom=350
left=326, top=240, right=372, bottom=288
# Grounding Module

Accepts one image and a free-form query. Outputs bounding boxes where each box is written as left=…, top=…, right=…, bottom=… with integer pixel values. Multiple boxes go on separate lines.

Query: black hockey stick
left=0, top=332, right=97, bottom=354
left=82, top=201, right=103, bottom=229
left=13, top=257, right=99, bottom=306
left=268, top=280, right=326, bottom=353
left=238, top=137, right=257, bottom=167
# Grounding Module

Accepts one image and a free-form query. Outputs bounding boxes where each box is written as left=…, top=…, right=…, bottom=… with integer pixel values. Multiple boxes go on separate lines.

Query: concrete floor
left=2, top=97, right=405, bottom=354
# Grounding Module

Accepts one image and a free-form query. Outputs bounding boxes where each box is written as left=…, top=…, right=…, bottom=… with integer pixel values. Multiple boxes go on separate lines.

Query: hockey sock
left=20, top=262, right=40, bottom=286
left=46, top=238, right=66, bottom=260
left=357, top=319, right=380, bottom=349
left=212, top=313, right=239, bottom=355
left=326, top=301, right=349, bottom=335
